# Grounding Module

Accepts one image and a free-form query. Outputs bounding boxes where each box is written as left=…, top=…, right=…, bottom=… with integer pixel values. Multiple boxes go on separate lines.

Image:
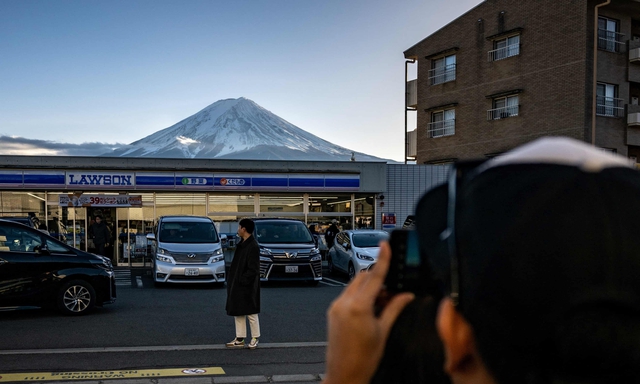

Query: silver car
left=147, top=216, right=226, bottom=286
left=327, top=229, right=389, bottom=280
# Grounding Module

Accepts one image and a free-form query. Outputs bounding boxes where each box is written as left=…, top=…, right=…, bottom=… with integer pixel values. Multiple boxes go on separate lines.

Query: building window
left=598, top=16, right=623, bottom=52
left=429, top=54, right=456, bottom=85
left=488, top=34, right=520, bottom=61
left=487, top=95, right=519, bottom=120
left=596, top=83, right=624, bottom=117
left=428, top=109, right=455, bottom=138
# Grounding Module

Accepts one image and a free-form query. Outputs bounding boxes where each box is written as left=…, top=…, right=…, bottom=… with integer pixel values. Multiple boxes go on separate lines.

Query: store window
left=156, top=193, right=206, bottom=217
left=259, top=194, right=304, bottom=216
left=208, top=194, right=255, bottom=215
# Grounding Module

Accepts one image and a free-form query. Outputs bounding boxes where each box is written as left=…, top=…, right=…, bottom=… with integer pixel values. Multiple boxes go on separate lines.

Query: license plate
left=185, top=268, right=200, bottom=276
left=285, top=266, right=298, bottom=273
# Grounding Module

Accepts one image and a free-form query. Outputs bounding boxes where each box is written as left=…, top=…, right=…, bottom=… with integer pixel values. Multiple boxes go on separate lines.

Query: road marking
left=321, top=277, right=347, bottom=286
left=0, top=341, right=328, bottom=355
left=113, top=269, right=131, bottom=286
left=0, top=367, right=224, bottom=382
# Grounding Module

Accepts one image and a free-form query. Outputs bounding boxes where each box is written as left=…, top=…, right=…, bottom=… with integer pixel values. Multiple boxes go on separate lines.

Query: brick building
left=403, top=0, right=640, bottom=164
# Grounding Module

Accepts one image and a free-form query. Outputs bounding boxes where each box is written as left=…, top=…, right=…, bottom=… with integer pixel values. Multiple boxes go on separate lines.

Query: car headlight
left=158, top=248, right=170, bottom=255
left=311, top=247, right=319, bottom=254
left=214, top=248, right=223, bottom=256
left=156, top=254, right=173, bottom=263
left=310, top=255, right=322, bottom=262
left=259, top=256, right=272, bottom=263
left=259, top=247, right=272, bottom=256
left=210, top=255, right=224, bottom=263
left=356, top=253, right=374, bottom=261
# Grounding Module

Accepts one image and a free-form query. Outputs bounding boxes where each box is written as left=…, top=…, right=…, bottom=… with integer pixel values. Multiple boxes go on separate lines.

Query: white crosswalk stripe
left=114, top=269, right=131, bottom=286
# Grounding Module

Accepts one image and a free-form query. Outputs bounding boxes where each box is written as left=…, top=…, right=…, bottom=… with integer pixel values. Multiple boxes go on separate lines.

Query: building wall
left=405, top=0, right=639, bottom=163
left=379, top=164, right=450, bottom=230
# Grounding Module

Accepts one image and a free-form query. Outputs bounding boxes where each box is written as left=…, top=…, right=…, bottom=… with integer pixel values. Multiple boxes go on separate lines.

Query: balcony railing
left=598, top=28, right=625, bottom=52
left=407, top=129, right=417, bottom=157
left=487, top=105, right=519, bottom=120
left=427, top=119, right=455, bottom=138
left=406, top=79, right=417, bottom=108
left=488, top=44, right=521, bottom=61
left=596, top=96, right=625, bottom=117
left=428, top=64, right=456, bottom=85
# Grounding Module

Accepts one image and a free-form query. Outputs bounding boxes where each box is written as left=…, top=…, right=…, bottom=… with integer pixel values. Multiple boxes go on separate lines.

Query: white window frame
left=428, top=109, right=455, bottom=138
left=596, top=82, right=623, bottom=117
left=429, top=54, right=456, bottom=85
left=488, top=34, right=520, bottom=61
left=598, top=16, right=623, bottom=52
left=487, top=95, right=519, bottom=120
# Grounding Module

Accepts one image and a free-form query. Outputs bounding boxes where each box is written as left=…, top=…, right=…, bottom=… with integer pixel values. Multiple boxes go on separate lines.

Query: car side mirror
left=146, top=233, right=156, bottom=241
left=34, top=244, right=50, bottom=255
left=220, top=234, right=228, bottom=250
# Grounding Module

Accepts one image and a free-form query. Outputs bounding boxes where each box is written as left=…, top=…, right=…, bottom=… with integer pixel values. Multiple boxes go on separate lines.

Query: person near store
left=324, top=220, right=339, bottom=249
left=89, top=215, right=111, bottom=257
left=225, top=218, right=261, bottom=350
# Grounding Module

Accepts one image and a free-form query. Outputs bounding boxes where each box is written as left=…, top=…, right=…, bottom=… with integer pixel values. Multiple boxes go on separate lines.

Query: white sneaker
left=248, top=337, right=259, bottom=349
left=225, top=338, right=245, bottom=348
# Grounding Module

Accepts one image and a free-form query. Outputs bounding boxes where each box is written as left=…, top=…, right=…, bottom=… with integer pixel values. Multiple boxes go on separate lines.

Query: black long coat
left=226, top=235, right=260, bottom=316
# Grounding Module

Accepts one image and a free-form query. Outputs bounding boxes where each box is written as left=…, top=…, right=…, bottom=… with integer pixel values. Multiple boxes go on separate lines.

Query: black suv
left=0, top=219, right=116, bottom=315
left=253, top=218, right=322, bottom=284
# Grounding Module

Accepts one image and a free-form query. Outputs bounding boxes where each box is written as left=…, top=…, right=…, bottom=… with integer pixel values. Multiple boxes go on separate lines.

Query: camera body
left=385, top=229, right=433, bottom=296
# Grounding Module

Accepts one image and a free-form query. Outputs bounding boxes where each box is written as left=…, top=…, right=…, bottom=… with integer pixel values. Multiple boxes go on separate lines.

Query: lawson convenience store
left=0, top=155, right=387, bottom=267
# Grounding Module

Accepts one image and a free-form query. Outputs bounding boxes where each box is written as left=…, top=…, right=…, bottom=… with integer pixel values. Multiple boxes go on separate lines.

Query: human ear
left=436, top=297, right=477, bottom=376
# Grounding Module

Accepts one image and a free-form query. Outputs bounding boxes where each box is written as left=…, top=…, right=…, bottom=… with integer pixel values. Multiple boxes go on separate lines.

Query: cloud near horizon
left=0, top=136, right=124, bottom=156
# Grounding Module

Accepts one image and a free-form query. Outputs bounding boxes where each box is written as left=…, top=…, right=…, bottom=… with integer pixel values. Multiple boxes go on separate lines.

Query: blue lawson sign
left=0, top=171, right=360, bottom=191
left=67, top=172, right=134, bottom=188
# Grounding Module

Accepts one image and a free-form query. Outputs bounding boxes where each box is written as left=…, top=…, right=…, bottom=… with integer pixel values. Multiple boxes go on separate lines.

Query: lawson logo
left=67, top=173, right=134, bottom=186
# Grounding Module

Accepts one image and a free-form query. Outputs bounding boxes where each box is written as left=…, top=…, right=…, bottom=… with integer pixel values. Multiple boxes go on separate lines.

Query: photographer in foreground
left=323, top=137, right=640, bottom=384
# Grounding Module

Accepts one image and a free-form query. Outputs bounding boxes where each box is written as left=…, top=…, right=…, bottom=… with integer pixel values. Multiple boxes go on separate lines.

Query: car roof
left=159, top=216, right=213, bottom=223
left=343, top=229, right=389, bottom=235
left=252, top=218, right=305, bottom=223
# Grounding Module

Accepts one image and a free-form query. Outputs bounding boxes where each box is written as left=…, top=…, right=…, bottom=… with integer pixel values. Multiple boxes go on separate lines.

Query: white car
left=327, top=230, right=389, bottom=280
left=147, top=216, right=226, bottom=286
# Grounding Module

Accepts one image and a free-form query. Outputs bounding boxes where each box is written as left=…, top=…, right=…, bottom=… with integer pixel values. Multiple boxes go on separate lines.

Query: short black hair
left=239, top=218, right=255, bottom=234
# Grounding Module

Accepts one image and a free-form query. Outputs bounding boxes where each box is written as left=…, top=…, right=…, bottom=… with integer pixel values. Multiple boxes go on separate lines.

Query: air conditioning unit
left=630, top=48, right=640, bottom=62
left=629, top=112, right=640, bottom=126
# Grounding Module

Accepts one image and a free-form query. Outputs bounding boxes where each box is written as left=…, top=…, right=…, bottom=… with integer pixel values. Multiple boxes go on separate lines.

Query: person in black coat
left=89, top=215, right=111, bottom=258
left=225, top=218, right=261, bottom=349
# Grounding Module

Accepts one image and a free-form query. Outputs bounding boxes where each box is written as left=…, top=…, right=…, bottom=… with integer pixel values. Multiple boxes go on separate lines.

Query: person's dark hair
left=95, top=215, right=102, bottom=220
left=416, top=138, right=640, bottom=384
left=371, top=296, right=450, bottom=384
left=239, top=218, right=255, bottom=234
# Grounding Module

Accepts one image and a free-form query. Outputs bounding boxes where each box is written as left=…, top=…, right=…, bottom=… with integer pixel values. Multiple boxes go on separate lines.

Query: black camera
left=385, top=229, right=432, bottom=296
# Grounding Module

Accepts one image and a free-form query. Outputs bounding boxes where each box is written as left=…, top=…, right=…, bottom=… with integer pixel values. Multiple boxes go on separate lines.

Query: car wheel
left=57, top=280, right=96, bottom=316
left=327, top=254, right=334, bottom=275
left=348, top=262, right=356, bottom=281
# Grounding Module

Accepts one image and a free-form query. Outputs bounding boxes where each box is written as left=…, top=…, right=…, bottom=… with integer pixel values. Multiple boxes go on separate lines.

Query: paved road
left=0, top=267, right=352, bottom=384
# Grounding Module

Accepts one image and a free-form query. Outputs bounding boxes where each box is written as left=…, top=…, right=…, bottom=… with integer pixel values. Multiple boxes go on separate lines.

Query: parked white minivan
left=147, top=216, right=226, bottom=286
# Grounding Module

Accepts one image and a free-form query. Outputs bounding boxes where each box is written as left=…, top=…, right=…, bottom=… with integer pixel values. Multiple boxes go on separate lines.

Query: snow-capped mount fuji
left=102, top=98, right=388, bottom=161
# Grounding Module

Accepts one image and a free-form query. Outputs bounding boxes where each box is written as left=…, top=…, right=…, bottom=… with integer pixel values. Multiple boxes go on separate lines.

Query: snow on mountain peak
left=102, top=97, right=388, bottom=161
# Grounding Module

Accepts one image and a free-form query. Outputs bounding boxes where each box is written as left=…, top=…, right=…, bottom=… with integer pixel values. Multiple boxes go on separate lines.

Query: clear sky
left=0, top=0, right=483, bottom=161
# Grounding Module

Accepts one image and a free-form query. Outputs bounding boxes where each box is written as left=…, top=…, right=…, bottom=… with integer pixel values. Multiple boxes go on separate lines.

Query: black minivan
left=0, top=219, right=116, bottom=315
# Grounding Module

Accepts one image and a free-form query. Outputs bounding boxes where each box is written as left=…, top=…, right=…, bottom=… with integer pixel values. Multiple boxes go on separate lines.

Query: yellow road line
left=0, top=367, right=224, bottom=382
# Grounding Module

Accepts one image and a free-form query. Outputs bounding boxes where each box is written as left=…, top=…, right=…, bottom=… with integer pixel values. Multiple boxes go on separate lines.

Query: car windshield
left=159, top=221, right=219, bottom=244
left=352, top=232, right=389, bottom=248
left=255, top=221, right=314, bottom=244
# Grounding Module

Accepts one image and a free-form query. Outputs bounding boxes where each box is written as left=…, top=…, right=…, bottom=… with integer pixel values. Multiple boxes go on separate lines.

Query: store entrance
left=86, top=207, right=116, bottom=262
